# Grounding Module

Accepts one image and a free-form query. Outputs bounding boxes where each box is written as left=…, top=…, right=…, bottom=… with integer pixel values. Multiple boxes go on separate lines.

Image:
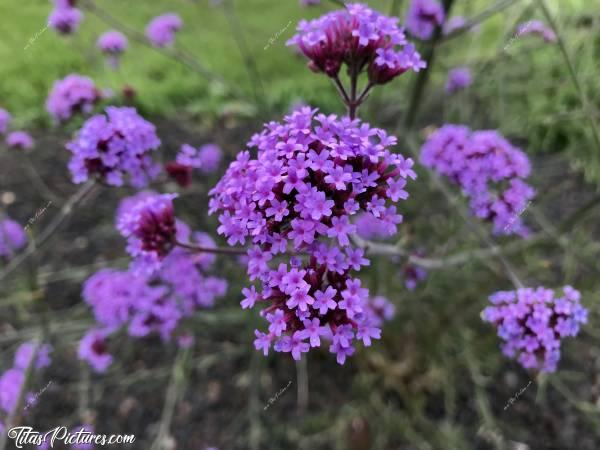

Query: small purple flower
left=443, top=16, right=466, bottom=35
left=14, top=342, right=52, bottom=370
left=0, top=218, right=28, bottom=259
left=0, top=108, right=11, bottom=134
left=49, top=6, right=83, bottom=35
left=287, top=3, right=424, bottom=84
left=46, top=74, right=101, bottom=122
left=445, top=67, right=472, bottom=93
left=6, top=131, right=34, bottom=150
left=97, top=31, right=128, bottom=68
left=406, top=0, right=445, bottom=41
left=78, top=329, right=113, bottom=373
left=146, top=13, right=182, bottom=48
left=516, top=20, right=556, bottom=43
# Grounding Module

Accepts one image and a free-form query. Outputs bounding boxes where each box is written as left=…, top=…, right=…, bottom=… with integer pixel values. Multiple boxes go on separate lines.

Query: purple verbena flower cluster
left=516, top=20, right=557, bottom=43
left=97, top=31, right=128, bottom=69
left=0, top=108, right=11, bottom=134
left=406, top=0, right=445, bottom=41
left=0, top=342, right=52, bottom=421
left=0, top=217, right=28, bottom=260
left=46, top=74, right=102, bottom=122
left=80, top=195, right=227, bottom=372
left=117, top=193, right=178, bottom=274
left=5, top=131, right=34, bottom=150
left=287, top=3, right=426, bottom=85
left=49, top=0, right=83, bottom=35
left=146, top=13, right=183, bottom=48
left=209, top=107, right=415, bottom=364
left=420, top=125, right=535, bottom=236
left=482, top=286, right=588, bottom=372
left=67, top=106, right=161, bottom=187
left=445, top=67, right=472, bottom=93
left=402, top=256, right=428, bottom=290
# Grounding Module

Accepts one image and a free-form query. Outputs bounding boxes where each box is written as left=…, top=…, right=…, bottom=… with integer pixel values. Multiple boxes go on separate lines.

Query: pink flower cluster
left=209, top=107, right=414, bottom=363
left=287, top=3, right=425, bottom=84
left=420, top=125, right=535, bottom=236
left=482, top=286, right=587, bottom=372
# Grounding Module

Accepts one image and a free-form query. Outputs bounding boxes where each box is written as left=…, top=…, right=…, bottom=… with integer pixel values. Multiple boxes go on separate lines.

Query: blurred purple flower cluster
left=516, top=20, right=556, bottom=43
left=79, top=193, right=227, bottom=372
left=46, top=74, right=102, bottom=122
left=406, top=0, right=445, bottom=41
left=167, top=143, right=223, bottom=188
left=6, top=131, right=35, bottom=150
left=0, top=108, right=11, bottom=134
left=445, top=67, right=472, bottom=93
left=209, top=106, right=413, bottom=363
left=97, top=31, right=128, bottom=68
left=287, top=3, right=425, bottom=84
left=482, top=286, right=587, bottom=372
left=146, top=13, right=182, bottom=48
left=48, top=0, right=83, bottom=35
left=420, top=125, right=535, bottom=236
left=0, top=342, right=52, bottom=426
left=67, top=106, right=161, bottom=187
left=0, top=217, right=28, bottom=259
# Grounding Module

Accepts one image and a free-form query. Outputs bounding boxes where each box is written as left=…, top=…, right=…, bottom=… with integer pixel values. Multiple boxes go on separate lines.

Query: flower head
left=97, top=31, right=128, bottom=68
left=78, top=329, right=113, bottom=373
left=406, top=0, right=445, bottom=41
left=482, top=286, right=587, bottom=372
left=48, top=5, right=83, bottom=35
left=46, top=74, right=102, bottom=122
left=6, top=131, right=34, bottom=150
left=210, top=107, right=414, bottom=364
left=67, top=106, right=161, bottom=187
left=0, top=218, right=27, bottom=259
left=445, top=67, right=472, bottom=93
left=287, top=3, right=425, bottom=84
left=420, top=125, right=534, bottom=236
left=117, top=193, right=179, bottom=272
left=146, top=13, right=182, bottom=47
left=516, top=20, right=556, bottom=43
left=0, top=108, right=11, bottom=134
